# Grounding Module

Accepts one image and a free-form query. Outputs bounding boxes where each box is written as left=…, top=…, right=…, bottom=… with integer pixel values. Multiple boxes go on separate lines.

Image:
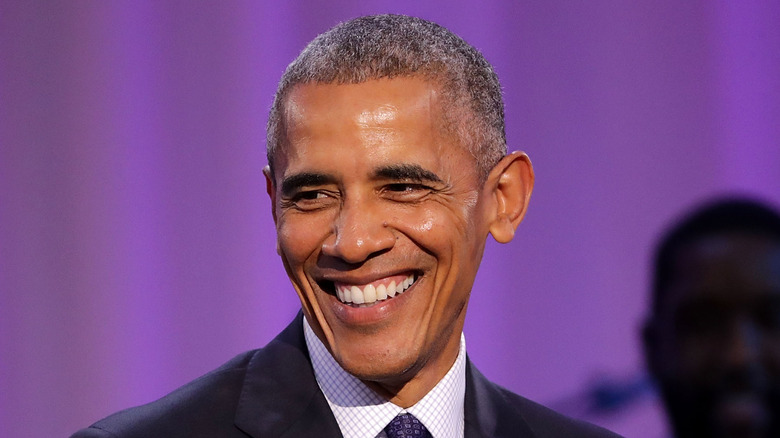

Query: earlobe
left=487, top=151, right=534, bottom=243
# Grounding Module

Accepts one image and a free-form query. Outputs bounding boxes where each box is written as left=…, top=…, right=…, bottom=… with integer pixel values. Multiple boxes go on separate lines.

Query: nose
left=321, top=197, right=396, bottom=264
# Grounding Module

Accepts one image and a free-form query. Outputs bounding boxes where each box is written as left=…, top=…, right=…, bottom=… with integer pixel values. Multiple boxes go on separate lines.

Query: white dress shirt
left=303, top=318, right=466, bottom=438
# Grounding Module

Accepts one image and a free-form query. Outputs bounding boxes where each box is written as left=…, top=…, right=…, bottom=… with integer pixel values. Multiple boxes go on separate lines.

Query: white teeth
left=351, top=285, right=364, bottom=304
left=387, top=280, right=397, bottom=297
left=376, top=284, right=387, bottom=300
left=364, top=284, right=377, bottom=303
left=335, top=274, right=415, bottom=305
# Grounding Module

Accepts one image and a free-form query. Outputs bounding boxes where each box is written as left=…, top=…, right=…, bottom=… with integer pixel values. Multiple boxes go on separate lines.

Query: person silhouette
left=643, top=197, right=780, bottom=438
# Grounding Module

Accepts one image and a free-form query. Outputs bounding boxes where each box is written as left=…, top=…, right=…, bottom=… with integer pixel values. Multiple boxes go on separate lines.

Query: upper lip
left=317, top=269, right=418, bottom=287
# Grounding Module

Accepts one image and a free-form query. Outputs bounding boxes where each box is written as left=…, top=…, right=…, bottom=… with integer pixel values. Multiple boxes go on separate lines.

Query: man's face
left=647, top=233, right=780, bottom=438
left=266, top=77, right=512, bottom=403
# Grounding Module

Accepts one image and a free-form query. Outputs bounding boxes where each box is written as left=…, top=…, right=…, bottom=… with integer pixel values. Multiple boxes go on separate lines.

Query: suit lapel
left=234, top=313, right=343, bottom=438
left=232, top=316, right=537, bottom=438
left=464, top=358, right=536, bottom=438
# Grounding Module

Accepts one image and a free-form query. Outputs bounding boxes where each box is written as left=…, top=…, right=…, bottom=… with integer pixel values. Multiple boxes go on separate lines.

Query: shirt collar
left=303, top=317, right=466, bottom=438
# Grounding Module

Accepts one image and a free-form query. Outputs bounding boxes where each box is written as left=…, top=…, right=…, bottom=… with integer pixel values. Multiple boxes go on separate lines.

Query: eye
left=382, top=183, right=433, bottom=201
left=386, top=183, right=422, bottom=192
left=295, top=190, right=327, bottom=200
left=285, top=190, right=336, bottom=211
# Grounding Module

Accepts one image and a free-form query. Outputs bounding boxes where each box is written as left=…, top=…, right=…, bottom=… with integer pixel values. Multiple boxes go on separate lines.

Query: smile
left=333, top=273, right=416, bottom=306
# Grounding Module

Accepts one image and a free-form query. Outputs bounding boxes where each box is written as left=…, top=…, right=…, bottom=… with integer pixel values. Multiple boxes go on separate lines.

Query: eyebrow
left=373, top=164, right=444, bottom=184
left=280, top=164, right=444, bottom=196
left=280, top=172, right=336, bottom=196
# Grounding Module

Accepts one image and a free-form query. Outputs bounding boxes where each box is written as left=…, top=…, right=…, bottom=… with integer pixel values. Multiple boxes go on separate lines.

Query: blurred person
left=643, top=197, right=780, bottom=438
left=72, top=15, right=620, bottom=438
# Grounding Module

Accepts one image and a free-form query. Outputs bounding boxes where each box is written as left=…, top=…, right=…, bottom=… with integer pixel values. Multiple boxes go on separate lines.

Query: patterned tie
left=383, top=413, right=433, bottom=438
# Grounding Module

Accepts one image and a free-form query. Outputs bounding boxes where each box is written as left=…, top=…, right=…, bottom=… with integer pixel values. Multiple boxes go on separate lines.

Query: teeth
left=364, top=284, right=376, bottom=303
left=376, top=284, right=387, bottom=300
left=335, top=274, right=415, bottom=305
left=351, top=285, right=364, bottom=304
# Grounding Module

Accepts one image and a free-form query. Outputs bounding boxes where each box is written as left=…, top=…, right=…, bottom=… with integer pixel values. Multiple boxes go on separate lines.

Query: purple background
left=2, top=1, right=779, bottom=437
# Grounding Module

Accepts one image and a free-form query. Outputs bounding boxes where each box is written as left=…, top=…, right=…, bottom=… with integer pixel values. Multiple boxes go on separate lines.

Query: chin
left=336, top=346, right=422, bottom=383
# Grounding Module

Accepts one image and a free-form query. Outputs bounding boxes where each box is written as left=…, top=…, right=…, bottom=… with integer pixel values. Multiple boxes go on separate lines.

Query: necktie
left=383, top=413, right=433, bottom=438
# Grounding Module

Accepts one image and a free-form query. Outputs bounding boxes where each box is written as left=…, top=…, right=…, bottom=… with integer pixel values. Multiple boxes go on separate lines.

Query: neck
left=362, top=332, right=462, bottom=408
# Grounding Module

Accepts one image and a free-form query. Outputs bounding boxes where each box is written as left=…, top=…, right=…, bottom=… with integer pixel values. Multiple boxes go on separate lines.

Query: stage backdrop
left=2, top=1, right=779, bottom=437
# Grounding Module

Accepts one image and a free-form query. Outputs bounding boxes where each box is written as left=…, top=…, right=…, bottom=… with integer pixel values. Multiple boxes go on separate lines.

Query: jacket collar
left=234, top=313, right=535, bottom=438
left=234, top=313, right=342, bottom=437
left=464, top=360, right=536, bottom=438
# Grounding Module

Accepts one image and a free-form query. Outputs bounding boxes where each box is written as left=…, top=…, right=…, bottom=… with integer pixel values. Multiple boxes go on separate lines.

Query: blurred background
left=1, top=1, right=778, bottom=436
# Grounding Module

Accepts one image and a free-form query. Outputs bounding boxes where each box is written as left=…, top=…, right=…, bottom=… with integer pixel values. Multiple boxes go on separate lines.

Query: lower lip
left=329, top=280, right=418, bottom=325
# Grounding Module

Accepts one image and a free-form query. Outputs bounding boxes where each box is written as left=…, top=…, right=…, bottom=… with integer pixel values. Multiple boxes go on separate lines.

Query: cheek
left=399, top=210, right=466, bottom=259
left=678, top=339, right=712, bottom=368
left=672, top=336, right=727, bottom=386
left=413, top=206, right=483, bottom=297
left=406, top=201, right=476, bottom=241
left=277, top=214, right=330, bottom=266
left=416, top=216, right=434, bottom=232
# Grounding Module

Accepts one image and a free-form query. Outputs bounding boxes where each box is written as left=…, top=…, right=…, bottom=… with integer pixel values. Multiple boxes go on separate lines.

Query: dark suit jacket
left=71, top=314, right=621, bottom=437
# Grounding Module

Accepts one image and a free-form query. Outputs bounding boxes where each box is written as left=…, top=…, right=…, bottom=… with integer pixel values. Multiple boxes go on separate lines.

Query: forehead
left=665, top=233, right=780, bottom=307
left=286, top=75, right=440, bottom=110
left=275, top=77, right=475, bottom=178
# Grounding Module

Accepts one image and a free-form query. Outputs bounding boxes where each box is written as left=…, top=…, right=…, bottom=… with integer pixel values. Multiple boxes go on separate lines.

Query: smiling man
left=72, top=14, right=619, bottom=438
left=271, top=77, right=495, bottom=409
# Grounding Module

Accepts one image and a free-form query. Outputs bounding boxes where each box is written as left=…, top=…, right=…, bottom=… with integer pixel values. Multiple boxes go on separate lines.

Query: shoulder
left=70, top=315, right=316, bottom=438
left=466, top=362, right=622, bottom=438
left=494, top=385, right=622, bottom=437
left=70, top=350, right=257, bottom=438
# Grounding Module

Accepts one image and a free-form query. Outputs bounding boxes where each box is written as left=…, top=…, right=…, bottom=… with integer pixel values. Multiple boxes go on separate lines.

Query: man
left=73, top=15, right=619, bottom=437
left=643, top=198, right=780, bottom=438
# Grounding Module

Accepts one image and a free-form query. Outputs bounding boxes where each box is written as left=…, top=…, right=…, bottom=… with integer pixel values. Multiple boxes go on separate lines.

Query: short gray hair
left=266, top=14, right=506, bottom=180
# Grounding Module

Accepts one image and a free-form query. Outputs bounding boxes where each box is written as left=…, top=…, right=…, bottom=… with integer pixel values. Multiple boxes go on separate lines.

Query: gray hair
left=266, top=14, right=507, bottom=180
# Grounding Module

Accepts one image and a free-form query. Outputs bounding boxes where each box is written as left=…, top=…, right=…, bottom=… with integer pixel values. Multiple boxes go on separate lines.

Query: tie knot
left=384, top=413, right=432, bottom=438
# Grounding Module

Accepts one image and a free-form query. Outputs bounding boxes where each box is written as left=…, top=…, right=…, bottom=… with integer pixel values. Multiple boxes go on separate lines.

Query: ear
left=487, top=151, right=534, bottom=243
left=263, top=165, right=277, bottom=220
left=263, top=165, right=282, bottom=255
